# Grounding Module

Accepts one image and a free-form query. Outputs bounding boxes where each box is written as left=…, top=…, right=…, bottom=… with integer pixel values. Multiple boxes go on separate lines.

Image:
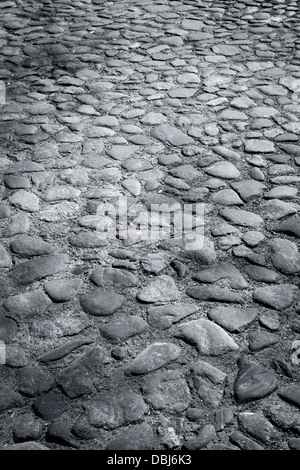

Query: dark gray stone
left=91, top=267, right=138, bottom=287
left=3, top=289, right=52, bottom=316
left=38, top=338, right=93, bottom=362
left=238, top=412, right=279, bottom=444
left=234, top=356, right=278, bottom=404
left=192, top=360, right=227, bottom=407
left=230, top=431, right=264, bottom=450
left=0, top=383, right=23, bottom=411
left=184, top=425, right=217, bottom=450
left=142, top=370, right=190, bottom=411
left=253, top=284, right=299, bottom=310
left=79, top=290, right=125, bottom=316
left=0, top=316, right=18, bottom=343
left=106, top=423, right=158, bottom=450
left=273, top=217, right=300, bottom=238
left=9, top=254, right=68, bottom=285
left=243, top=265, right=280, bottom=283
left=10, top=236, right=56, bottom=257
left=12, top=413, right=44, bottom=442
left=16, top=366, right=55, bottom=397
left=126, top=343, right=181, bottom=375
left=32, top=391, right=69, bottom=420
left=186, top=285, right=245, bottom=303
left=56, top=346, right=107, bottom=397
left=248, top=331, right=280, bottom=352
left=44, top=278, right=83, bottom=302
left=100, top=315, right=147, bottom=343
left=278, top=384, right=300, bottom=408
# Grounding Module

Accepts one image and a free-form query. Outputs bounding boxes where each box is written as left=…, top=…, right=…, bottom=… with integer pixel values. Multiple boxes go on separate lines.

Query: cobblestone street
left=0, top=0, right=300, bottom=451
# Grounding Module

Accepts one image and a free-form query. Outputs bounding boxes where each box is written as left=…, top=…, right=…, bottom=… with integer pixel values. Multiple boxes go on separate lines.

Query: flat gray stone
left=278, top=384, right=300, bottom=408
left=244, top=140, right=275, bottom=153
left=170, top=164, right=202, bottom=181
left=42, top=186, right=81, bottom=202
left=230, top=431, right=264, bottom=450
left=238, top=412, right=279, bottom=444
left=231, top=180, right=266, bottom=201
left=91, top=267, right=138, bottom=287
left=193, top=262, right=248, bottom=289
left=79, top=289, right=125, bottom=316
left=273, top=217, right=300, bottom=238
left=212, top=146, right=241, bottom=162
left=147, top=303, right=198, bottom=330
left=183, top=236, right=216, bottom=265
left=211, top=189, right=243, bottom=205
left=106, top=423, right=158, bottom=450
left=208, top=306, right=259, bottom=332
left=0, top=383, right=23, bottom=411
left=186, top=285, right=245, bottom=303
left=173, top=319, right=239, bottom=355
left=9, top=190, right=39, bottom=212
left=253, top=284, right=299, bottom=310
left=142, top=370, right=190, bottom=411
left=242, top=231, right=265, bottom=247
left=17, top=366, right=55, bottom=397
left=243, top=265, right=280, bottom=283
left=220, top=208, right=264, bottom=228
left=192, top=360, right=227, bottom=407
left=10, top=236, right=56, bottom=257
left=151, top=124, right=194, bottom=146
left=106, top=145, right=138, bottom=160
left=0, top=243, right=12, bottom=268
left=258, top=85, right=287, bottom=96
left=125, top=342, right=182, bottom=375
left=248, top=331, right=279, bottom=352
left=100, top=315, right=147, bottom=343
left=234, top=355, right=278, bottom=404
left=184, top=425, right=217, bottom=450
left=69, top=231, right=108, bottom=248
left=3, top=289, right=51, bottom=316
left=264, top=186, right=298, bottom=200
left=205, top=161, right=240, bottom=179
left=84, top=387, right=148, bottom=429
left=9, top=254, right=68, bottom=285
left=32, top=391, right=69, bottom=420
left=44, top=278, right=83, bottom=302
left=248, top=107, right=279, bottom=118
left=219, top=109, right=248, bottom=120
left=0, top=316, right=18, bottom=343
left=269, top=238, right=300, bottom=274
left=137, top=275, right=180, bottom=303
left=259, top=199, right=298, bottom=220
left=1, top=442, right=49, bottom=451
left=38, top=338, right=93, bottom=363
left=56, top=346, right=107, bottom=398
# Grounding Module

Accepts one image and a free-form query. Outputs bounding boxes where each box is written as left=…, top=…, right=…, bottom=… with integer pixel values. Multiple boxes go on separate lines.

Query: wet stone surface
left=0, top=0, right=300, bottom=451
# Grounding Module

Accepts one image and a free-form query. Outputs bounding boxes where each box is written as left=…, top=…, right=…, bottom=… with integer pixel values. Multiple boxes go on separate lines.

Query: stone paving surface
left=0, top=0, right=300, bottom=451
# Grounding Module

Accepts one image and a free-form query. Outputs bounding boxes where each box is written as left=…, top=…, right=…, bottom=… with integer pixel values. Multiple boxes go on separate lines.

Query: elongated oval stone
left=79, top=290, right=125, bottom=316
